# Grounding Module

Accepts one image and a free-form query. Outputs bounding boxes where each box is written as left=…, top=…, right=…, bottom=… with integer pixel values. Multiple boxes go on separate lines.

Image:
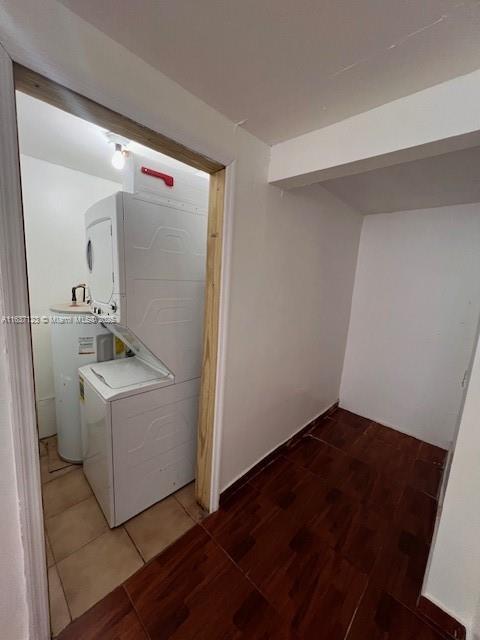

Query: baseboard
left=417, top=596, right=466, bottom=640
left=339, top=404, right=451, bottom=451
left=219, top=401, right=338, bottom=506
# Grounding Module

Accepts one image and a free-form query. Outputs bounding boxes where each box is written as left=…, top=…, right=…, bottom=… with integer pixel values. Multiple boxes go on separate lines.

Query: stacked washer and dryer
left=79, top=157, right=209, bottom=527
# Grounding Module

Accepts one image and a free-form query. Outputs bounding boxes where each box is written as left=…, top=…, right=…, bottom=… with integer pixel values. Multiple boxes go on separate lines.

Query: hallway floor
left=57, top=408, right=449, bottom=639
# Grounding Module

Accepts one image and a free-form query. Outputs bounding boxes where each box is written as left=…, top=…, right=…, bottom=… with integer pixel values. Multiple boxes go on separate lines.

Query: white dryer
left=85, top=180, right=208, bottom=382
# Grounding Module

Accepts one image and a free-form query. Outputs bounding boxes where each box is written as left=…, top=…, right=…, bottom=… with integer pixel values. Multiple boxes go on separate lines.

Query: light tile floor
left=40, top=436, right=207, bottom=637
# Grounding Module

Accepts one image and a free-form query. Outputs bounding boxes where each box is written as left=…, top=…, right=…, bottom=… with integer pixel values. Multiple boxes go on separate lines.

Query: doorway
left=1, top=57, right=227, bottom=638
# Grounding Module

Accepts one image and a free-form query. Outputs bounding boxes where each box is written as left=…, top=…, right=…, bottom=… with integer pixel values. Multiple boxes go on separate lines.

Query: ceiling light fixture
left=104, top=131, right=131, bottom=171
left=111, top=143, right=126, bottom=170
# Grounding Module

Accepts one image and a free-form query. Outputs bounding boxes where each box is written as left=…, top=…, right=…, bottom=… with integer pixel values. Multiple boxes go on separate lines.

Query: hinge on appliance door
left=112, top=271, right=114, bottom=282
left=461, top=369, right=469, bottom=387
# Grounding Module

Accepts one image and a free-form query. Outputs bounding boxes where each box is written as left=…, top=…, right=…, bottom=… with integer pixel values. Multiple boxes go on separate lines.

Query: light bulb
left=111, top=143, right=125, bottom=170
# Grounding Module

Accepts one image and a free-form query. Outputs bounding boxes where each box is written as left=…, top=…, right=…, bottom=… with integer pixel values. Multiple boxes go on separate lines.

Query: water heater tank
left=50, top=303, right=113, bottom=462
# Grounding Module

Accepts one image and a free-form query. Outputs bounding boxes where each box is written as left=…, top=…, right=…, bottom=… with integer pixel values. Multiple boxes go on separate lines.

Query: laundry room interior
left=15, top=90, right=212, bottom=633
left=15, top=87, right=480, bottom=637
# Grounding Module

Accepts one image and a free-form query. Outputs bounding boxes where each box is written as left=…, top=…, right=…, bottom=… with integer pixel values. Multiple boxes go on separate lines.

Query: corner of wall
left=338, top=212, right=365, bottom=405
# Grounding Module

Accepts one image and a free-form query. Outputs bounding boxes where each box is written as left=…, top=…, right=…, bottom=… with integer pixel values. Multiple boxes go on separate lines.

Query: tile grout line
left=200, top=511, right=379, bottom=639
left=197, top=519, right=296, bottom=633
left=119, top=502, right=210, bottom=639
left=307, top=428, right=441, bottom=502
left=287, top=426, right=440, bottom=518
left=55, top=525, right=145, bottom=631
left=122, top=525, right=147, bottom=564
left=207, top=422, right=442, bottom=630
left=199, top=464, right=377, bottom=637
left=45, top=527, right=73, bottom=637
left=53, top=526, right=124, bottom=567
left=44, top=493, right=96, bottom=524
left=52, top=557, right=74, bottom=633
left=343, top=572, right=371, bottom=640
left=314, top=421, right=445, bottom=635
left=172, top=492, right=205, bottom=525
left=57, top=508, right=193, bottom=636
left=45, top=495, right=109, bottom=566
left=52, top=414, right=448, bottom=639
left=44, top=438, right=75, bottom=475
left=122, top=584, right=152, bottom=640
left=50, top=423, right=448, bottom=638
left=41, top=463, right=78, bottom=486
left=119, top=489, right=199, bottom=565
left=390, top=592, right=453, bottom=640
left=53, top=527, right=128, bottom=629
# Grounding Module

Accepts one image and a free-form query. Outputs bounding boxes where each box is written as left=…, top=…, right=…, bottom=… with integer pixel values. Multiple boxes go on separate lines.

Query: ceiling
left=322, top=146, right=480, bottom=214
left=57, top=0, right=480, bottom=145
left=15, top=92, right=205, bottom=182
left=15, top=93, right=480, bottom=216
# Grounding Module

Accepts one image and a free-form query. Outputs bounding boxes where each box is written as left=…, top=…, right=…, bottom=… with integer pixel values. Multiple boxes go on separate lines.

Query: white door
left=86, top=218, right=114, bottom=305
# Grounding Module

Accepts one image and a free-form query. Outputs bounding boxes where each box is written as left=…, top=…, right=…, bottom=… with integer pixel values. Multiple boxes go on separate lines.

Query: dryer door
left=86, top=218, right=114, bottom=305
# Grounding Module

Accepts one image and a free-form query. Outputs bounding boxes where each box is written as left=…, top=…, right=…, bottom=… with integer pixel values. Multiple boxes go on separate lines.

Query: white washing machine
left=50, top=303, right=113, bottom=462
left=79, top=358, right=198, bottom=527
left=82, top=157, right=208, bottom=525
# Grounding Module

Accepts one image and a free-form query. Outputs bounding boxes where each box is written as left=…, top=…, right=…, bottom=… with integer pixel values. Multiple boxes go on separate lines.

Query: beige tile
left=43, top=468, right=92, bottom=518
left=125, top=495, right=195, bottom=562
left=57, top=528, right=143, bottom=619
left=48, top=566, right=71, bottom=636
left=40, top=455, right=76, bottom=485
left=47, top=438, right=73, bottom=473
left=46, top=496, right=108, bottom=562
left=39, top=439, right=48, bottom=457
left=174, top=482, right=208, bottom=523
left=45, top=533, right=55, bottom=568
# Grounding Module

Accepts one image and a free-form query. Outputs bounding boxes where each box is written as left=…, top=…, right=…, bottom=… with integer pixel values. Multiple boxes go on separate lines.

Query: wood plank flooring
left=58, top=408, right=450, bottom=640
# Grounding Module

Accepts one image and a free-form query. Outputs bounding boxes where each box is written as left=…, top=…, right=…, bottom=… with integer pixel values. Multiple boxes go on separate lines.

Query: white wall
left=424, top=320, right=480, bottom=638
left=20, top=154, right=120, bottom=438
left=340, top=204, right=480, bottom=448
left=474, top=599, right=480, bottom=640
left=220, top=183, right=362, bottom=486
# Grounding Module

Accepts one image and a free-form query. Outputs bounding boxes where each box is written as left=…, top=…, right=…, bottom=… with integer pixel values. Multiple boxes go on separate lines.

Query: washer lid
left=90, top=357, right=169, bottom=389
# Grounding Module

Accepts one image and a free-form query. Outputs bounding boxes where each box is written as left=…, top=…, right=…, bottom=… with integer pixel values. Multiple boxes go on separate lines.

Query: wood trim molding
left=417, top=596, right=466, bottom=640
left=196, top=169, right=226, bottom=509
left=13, top=63, right=224, bottom=175
left=0, top=47, right=50, bottom=639
left=219, top=401, right=339, bottom=506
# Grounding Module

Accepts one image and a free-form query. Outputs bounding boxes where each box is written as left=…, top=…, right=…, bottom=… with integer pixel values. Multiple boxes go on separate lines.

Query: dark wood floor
left=58, top=408, right=449, bottom=640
